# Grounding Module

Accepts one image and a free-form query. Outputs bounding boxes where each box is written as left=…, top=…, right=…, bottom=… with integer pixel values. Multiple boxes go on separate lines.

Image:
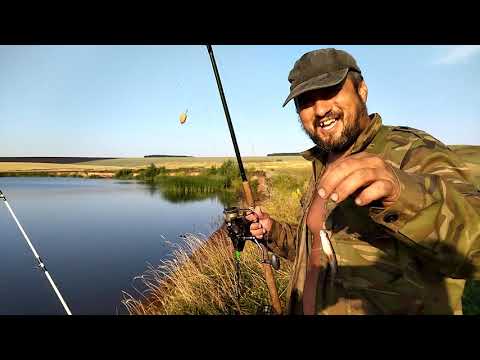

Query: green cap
left=283, top=48, right=361, bottom=107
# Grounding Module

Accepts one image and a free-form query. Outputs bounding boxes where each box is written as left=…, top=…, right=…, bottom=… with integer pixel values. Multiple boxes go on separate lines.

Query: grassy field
left=78, top=156, right=311, bottom=175
left=0, top=156, right=312, bottom=179
left=1, top=145, right=477, bottom=178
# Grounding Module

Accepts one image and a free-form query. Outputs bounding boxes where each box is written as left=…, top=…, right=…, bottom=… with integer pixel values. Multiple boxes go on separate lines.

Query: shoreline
left=0, top=170, right=117, bottom=179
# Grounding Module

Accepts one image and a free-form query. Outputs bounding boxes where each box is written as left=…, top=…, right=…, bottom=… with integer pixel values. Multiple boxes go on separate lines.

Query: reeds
left=122, top=228, right=292, bottom=315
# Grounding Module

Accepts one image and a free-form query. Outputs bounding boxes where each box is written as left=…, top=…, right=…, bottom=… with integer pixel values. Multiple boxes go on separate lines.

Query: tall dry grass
left=122, top=228, right=292, bottom=315
left=262, top=172, right=310, bottom=224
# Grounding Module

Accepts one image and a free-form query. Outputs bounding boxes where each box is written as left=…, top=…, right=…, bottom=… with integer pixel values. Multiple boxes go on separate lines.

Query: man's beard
left=300, top=110, right=365, bottom=154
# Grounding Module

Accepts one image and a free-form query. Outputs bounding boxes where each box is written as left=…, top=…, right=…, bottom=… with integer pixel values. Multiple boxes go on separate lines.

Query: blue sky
left=0, top=45, right=479, bottom=157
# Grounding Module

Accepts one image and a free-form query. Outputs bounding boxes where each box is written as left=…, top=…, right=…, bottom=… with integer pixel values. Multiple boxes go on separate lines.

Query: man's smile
left=315, top=115, right=342, bottom=134
left=319, top=117, right=339, bottom=131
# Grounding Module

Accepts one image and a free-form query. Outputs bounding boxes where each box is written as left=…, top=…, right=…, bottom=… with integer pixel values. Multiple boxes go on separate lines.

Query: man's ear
left=358, top=81, right=368, bottom=104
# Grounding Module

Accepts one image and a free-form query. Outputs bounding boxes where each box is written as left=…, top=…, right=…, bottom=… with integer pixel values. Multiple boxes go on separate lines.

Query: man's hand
left=245, top=206, right=273, bottom=240
left=318, top=152, right=401, bottom=207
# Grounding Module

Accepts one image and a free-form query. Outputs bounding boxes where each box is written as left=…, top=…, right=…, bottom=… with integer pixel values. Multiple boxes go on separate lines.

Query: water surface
left=0, top=177, right=227, bottom=315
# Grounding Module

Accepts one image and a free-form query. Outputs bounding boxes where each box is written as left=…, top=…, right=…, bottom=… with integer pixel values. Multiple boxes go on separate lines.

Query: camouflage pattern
left=266, top=113, right=480, bottom=314
left=450, top=145, right=480, bottom=189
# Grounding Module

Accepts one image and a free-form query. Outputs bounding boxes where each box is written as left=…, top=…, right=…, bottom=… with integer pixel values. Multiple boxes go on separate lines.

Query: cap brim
left=282, top=68, right=349, bottom=107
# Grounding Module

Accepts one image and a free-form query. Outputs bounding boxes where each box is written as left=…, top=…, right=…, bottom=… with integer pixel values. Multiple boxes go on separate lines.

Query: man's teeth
left=320, top=118, right=337, bottom=128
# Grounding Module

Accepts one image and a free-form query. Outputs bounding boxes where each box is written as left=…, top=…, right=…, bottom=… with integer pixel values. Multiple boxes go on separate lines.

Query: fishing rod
left=0, top=189, right=72, bottom=315
left=206, top=45, right=282, bottom=315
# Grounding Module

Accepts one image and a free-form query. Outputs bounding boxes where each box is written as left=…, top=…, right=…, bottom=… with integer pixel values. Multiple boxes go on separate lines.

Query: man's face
left=296, top=76, right=368, bottom=154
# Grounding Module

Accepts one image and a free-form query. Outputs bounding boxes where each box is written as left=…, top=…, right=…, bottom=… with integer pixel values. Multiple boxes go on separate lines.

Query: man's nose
left=313, top=99, right=332, bottom=119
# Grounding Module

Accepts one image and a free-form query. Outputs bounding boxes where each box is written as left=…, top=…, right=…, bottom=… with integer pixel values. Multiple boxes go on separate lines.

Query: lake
left=0, top=177, right=229, bottom=315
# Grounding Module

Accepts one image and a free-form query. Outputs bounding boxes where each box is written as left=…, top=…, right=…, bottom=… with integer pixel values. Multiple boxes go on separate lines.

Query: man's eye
left=297, top=97, right=315, bottom=109
left=297, top=87, right=339, bottom=109
left=321, top=87, right=338, bottom=98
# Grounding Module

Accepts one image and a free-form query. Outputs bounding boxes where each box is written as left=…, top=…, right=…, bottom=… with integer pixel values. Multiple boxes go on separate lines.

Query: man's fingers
left=320, top=152, right=373, bottom=181
left=254, top=206, right=266, bottom=219
left=245, top=213, right=258, bottom=222
left=330, top=168, right=378, bottom=203
left=251, top=222, right=263, bottom=231
left=251, top=229, right=264, bottom=239
left=246, top=206, right=267, bottom=222
left=250, top=222, right=264, bottom=238
left=247, top=206, right=273, bottom=237
left=318, top=154, right=386, bottom=201
left=354, top=180, right=393, bottom=206
left=318, top=160, right=360, bottom=199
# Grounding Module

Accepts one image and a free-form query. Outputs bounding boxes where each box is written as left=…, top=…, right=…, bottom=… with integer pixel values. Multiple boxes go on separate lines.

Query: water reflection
left=143, top=181, right=237, bottom=207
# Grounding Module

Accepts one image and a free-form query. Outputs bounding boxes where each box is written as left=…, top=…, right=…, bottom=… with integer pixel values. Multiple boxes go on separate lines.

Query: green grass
left=114, top=161, right=256, bottom=207
left=114, top=168, right=135, bottom=179
left=115, top=161, right=251, bottom=194
left=262, top=173, right=310, bottom=224
left=155, top=175, right=232, bottom=193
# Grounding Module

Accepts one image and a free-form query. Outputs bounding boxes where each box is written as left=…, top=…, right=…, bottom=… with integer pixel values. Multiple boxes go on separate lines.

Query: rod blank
left=206, top=45, right=248, bottom=182
left=0, top=190, right=72, bottom=315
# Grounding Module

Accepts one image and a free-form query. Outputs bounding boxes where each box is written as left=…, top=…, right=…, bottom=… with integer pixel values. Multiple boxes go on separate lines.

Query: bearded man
left=247, top=48, right=480, bottom=315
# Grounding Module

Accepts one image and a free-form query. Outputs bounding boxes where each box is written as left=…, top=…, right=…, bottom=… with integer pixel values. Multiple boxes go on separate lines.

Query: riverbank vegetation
left=122, top=230, right=293, bottom=315
left=114, top=161, right=259, bottom=206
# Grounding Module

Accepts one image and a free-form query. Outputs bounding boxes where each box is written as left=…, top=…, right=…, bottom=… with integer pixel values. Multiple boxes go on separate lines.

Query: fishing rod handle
left=261, top=259, right=282, bottom=315
left=242, top=181, right=255, bottom=208
left=242, top=183, right=282, bottom=314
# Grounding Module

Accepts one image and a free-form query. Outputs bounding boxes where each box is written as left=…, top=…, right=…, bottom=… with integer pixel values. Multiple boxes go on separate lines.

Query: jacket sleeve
left=369, top=139, right=480, bottom=279
left=266, top=220, right=298, bottom=262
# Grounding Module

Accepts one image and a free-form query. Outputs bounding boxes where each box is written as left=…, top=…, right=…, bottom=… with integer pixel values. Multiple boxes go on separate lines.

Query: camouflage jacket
left=266, top=113, right=480, bottom=315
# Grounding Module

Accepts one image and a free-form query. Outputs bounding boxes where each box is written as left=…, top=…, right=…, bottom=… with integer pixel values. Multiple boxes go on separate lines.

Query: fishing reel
left=223, top=207, right=280, bottom=270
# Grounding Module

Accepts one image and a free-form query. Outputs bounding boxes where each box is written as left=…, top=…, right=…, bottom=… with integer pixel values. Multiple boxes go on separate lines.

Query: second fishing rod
left=0, top=189, right=72, bottom=315
left=206, top=45, right=282, bottom=315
